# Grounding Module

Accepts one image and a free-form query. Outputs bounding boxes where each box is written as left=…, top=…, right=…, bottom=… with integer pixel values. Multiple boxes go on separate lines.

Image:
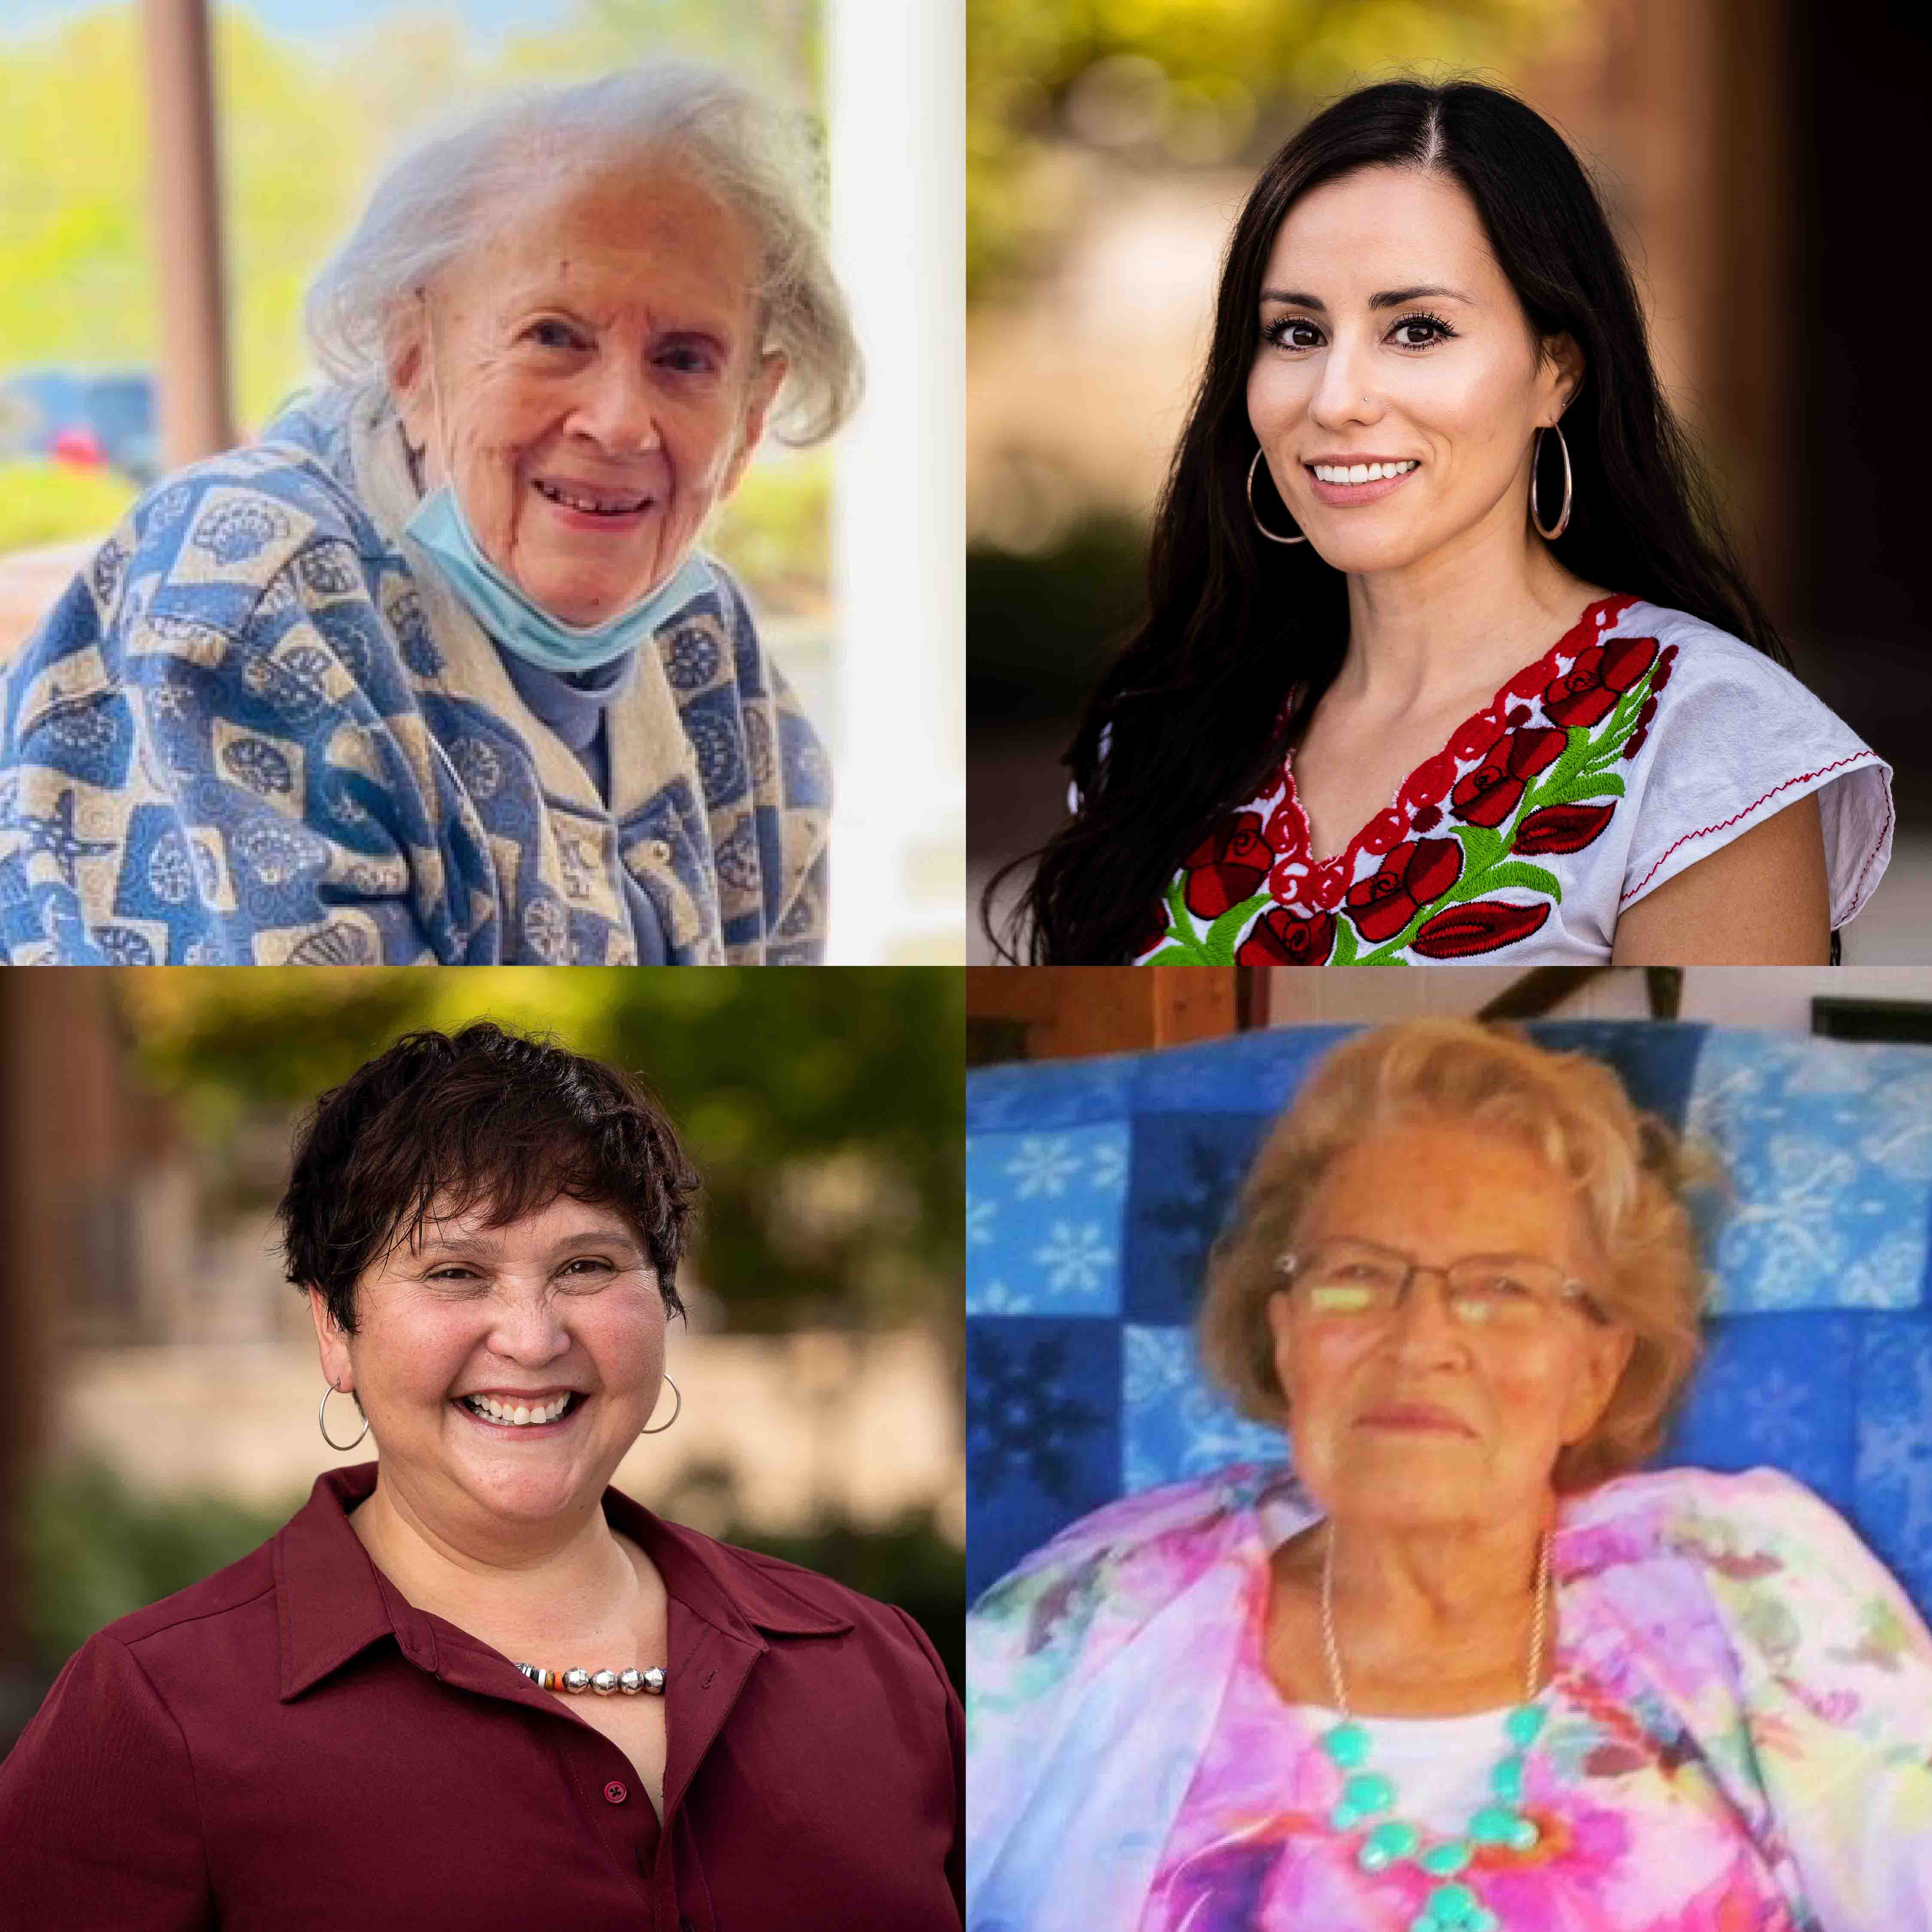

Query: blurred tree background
left=967, top=0, right=1586, bottom=302
left=3, top=967, right=964, bottom=1735
left=0, top=0, right=831, bottom=607
left=117, top=966, right=963, bottom=1332
left=966, top=0, right=1592, bottom=729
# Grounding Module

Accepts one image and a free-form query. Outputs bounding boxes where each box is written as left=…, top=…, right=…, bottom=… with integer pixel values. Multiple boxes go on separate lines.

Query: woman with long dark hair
left=996, top=81, right=1892, bottom=966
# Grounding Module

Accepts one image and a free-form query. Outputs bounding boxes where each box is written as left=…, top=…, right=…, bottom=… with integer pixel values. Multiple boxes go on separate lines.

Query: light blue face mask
left=404, top=482, right=715, bottom=677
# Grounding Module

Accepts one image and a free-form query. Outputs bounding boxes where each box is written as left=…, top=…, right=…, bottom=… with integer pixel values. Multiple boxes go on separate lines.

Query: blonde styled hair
left=1200, top=1020, right=1710, bottom=1491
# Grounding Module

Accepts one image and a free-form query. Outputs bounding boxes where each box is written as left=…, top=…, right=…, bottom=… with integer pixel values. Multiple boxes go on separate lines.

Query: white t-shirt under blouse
left=1131, top=594, right=1893, bottom=966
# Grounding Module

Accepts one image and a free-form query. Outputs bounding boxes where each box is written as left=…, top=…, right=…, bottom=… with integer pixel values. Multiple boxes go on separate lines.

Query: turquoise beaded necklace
left=1317, top=1526, right=1552, bottom=1932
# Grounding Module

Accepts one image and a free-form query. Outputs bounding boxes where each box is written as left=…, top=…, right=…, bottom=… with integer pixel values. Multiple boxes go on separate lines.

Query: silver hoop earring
left=318, top=1377, right=370, bottom=1452
left=1247, top=449, right=1306, bottom=544
left=1532, top=423, right=1573, bottom=540
left=639, top=1373, right=680, bottom=1436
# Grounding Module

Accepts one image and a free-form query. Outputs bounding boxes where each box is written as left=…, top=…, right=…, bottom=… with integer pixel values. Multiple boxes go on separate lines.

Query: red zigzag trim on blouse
left=1618, top=753, right=1877, bottom=906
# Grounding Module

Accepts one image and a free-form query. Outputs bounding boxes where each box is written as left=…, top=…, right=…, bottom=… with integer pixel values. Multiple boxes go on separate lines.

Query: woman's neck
left=1336, top=506, right=1596, bottom=720
left=349, top=1470, right=647, bottom=1646
left=1280, top=1510, right=1554, bottom=1712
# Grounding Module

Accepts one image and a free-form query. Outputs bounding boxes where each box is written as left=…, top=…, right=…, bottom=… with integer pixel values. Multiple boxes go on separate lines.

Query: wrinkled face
left=1244, top=165, right=1579, bottom=577
left=392, top=160, right=784, bottom=626
left=1266, top=1117, right=1631, bottom=1536
left=309, top=1193, right=670, bottom=1533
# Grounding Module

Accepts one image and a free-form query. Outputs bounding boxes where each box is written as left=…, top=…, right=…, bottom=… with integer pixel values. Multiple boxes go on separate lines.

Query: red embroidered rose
left=1343, top=838, right=1463, bottom=942
left=1183, top=812, right=1271, bottom=918
left=1514, top=800, right=1616, bottom=854
left=1236, top=907, right=1337, bottom=966
left=1411, top=898, right=1552, bottom=958
left=1411, top=805, right=1443, bottom=833
left=1449, top=726, right=1567, bottom=827
left=1543, top=635, right=1659, bottom=728
left=1131, top=900, right=1172, bottom=958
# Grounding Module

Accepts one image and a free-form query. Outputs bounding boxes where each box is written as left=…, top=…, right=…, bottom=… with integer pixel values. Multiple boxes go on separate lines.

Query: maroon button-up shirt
left=0, top=1465, right=962, bottom=1929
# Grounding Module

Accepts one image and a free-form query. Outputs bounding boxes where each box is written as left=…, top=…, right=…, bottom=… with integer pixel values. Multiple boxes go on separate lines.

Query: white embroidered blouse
left=1133, top=595, right=1892, bottom=966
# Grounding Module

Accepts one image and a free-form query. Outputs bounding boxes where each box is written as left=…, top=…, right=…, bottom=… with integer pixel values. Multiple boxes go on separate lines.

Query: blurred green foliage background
left=117, top=965, right=964, bottom=1331
left=966, top=0, right=1589, bottom=300
left=14, top=966, right=963, bottom=1705
left=0, top=0, right=831, bottom=603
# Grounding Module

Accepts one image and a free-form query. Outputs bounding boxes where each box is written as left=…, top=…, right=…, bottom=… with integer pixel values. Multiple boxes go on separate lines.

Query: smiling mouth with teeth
left=1309, top=459, right=1420, bottom=486
left=458, top=1392, right=583, bottom=1428
left=534, top=479, right=653, bottom=517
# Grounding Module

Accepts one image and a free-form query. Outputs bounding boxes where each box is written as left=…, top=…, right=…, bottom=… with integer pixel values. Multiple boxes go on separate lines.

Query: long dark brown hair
left=990, top=79, right=1783, bottom=964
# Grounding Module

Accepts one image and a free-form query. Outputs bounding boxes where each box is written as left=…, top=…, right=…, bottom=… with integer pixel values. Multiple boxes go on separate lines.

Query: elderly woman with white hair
left=0, top=63, right=854, bottom=965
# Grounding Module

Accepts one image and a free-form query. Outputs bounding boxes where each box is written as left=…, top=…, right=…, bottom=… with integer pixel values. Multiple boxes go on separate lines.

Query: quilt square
left=1855, top=1318, right=1932, bottom=1613
left=1124, top=1112, right=1272, bottom=1324
left=966, top=1123, right=1130, bottom=1315
left=967, top=1317, right=1121, bottom=1601
left=1686, top=1031, right=1932, bottom=1312
left=1662, top=1312, right=1862, bottom=1506
left=1122, top=1323, right=1285, bottom=1496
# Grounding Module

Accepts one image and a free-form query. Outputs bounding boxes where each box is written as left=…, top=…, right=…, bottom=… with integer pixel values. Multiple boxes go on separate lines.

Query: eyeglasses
left=1276, top=1238, right=1608, bottom=1331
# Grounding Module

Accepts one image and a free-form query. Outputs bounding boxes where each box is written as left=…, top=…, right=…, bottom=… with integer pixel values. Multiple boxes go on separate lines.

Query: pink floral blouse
left=966, top=1465, right=1932, bottom=1932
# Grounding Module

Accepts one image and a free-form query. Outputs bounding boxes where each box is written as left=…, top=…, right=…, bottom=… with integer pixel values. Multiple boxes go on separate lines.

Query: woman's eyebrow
left=1257, top=284, right=1474, bottom=310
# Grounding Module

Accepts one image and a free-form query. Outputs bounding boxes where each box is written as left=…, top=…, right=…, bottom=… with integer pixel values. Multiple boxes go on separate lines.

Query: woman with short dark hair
left=0, top=1023, right=963, bottom=1930
left=999, top=80, right=1891, bottom=966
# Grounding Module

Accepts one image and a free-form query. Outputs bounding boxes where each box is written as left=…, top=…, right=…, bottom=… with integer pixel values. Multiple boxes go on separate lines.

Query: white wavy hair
left=303, top=62, right=861, bottom=445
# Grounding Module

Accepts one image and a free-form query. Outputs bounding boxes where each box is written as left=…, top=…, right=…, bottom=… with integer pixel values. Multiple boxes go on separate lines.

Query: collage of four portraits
left=1, top=1, right=1931, bottom=1926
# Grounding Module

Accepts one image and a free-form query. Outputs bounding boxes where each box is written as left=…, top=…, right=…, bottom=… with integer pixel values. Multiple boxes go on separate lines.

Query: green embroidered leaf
left=1201, top=891, right=1270, bottom=966
left=1142, top=945, right=1203, bottom=967
left=1531, top=771, right=1626, bottom=809
left=1476, top=860, right=1564, bottom=902
left=1451, top=822, right=1505, bottom=875
left=1330, top=914, right=1359, bottom=966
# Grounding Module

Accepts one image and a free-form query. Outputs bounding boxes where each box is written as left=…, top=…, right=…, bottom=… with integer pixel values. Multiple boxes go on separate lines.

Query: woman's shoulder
left=642, top=1511, right=946, bottom=1683
left=972, top=1464, right=1287, bottom=1636
left=52, top=1525, right=284, bottom=1683
left=1612, top=597, right=1859, bottom=725
left=1561, top=1464, right=1903, bottom=1601
left=1601, top=598, right=1892, bottom=923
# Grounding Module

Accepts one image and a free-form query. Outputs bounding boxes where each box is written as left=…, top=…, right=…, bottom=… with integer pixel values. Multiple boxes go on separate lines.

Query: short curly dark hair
left=279, top=1021, right=699, bottom=1334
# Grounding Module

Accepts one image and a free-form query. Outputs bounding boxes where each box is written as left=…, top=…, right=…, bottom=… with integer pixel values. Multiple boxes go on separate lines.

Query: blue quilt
left=966, top=1022, right=1932, bottom=1612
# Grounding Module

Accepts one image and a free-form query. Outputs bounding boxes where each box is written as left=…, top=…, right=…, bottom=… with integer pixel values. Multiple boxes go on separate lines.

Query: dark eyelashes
left=1260, top=311, right=1458, bottom=350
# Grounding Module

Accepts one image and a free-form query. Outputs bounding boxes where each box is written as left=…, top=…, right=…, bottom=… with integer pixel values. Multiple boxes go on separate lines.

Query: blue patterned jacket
left=0, top=386, right=830, bottom=964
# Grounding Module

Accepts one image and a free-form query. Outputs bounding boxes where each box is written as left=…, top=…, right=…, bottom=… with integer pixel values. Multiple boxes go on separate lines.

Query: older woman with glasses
left=967, top=1021, right=1932, bottom=1932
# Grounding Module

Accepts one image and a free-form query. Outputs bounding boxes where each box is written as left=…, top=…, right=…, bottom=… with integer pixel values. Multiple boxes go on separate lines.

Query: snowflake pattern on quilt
left=0, top=387, right=830, bottom=964
left=966, top=1123, right=1131, bottom=1315
left=965, top=1023, right=1932, bottom=1611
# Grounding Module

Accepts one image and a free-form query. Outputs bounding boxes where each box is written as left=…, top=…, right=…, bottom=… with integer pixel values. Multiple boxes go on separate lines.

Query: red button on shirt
left=603, top=1780, right=628, bottom=1805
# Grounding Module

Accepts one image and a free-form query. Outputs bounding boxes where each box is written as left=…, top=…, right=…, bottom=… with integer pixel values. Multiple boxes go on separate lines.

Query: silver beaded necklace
left=516, top=1662, right=666, bottom=1696
left=1314, top=1527, right=1552, bottom=1932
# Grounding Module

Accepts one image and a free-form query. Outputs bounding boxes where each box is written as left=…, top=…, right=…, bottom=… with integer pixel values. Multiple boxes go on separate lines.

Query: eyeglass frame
left=1273, top=1237, right=1614, bottom=1328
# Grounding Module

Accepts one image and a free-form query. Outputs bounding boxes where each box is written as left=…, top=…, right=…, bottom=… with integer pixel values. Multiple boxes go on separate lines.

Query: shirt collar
left=274, top=1463, right=852, bottom=1702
